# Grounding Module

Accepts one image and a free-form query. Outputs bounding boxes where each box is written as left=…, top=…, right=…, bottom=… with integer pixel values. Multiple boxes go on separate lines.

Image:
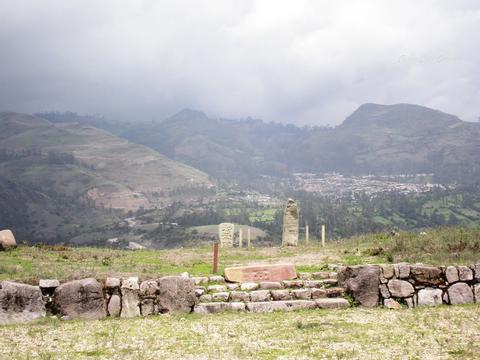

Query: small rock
left=140, top=298, right=156, bottom=316
left=230, top=291, right=250, bottom=302
left=192, top=277, right=208, bottom=285
left=312, top=271, right=330, bottom=279
left=417, top=288, right=443, bottom=307
left=105, top=277, right=121, bottom=289
left=410, top=265, right=444, bottom=286
left=122, top=277, right=140, bottom=290
left=472, top=264, right=480, bottom=280
left=212, top=292, right=229, bottom=302
left=473, top=284, right=480, bottom=303
left=311, top=288, right=327, bottom=299
left=140, top=280, right=159, bottom=298
left=299, top=272, right=313, bottom=280
left=381, top=265, right=395, bottom=279
left=388, top=279, right=414, bottom=298
left=323, top=279, right=338, bottom=286
left=379, top=284, right=390, bottom=299
left=39, top=279, right=60, bottom=289
left=180, top=272, right=189, bottom=278
left=246, top=300, right=316, bottom=312
left=227, top=283, right=240, bottom=291
left=292, top=289, right=311, bottom=300
left=458, top=266, right=473, bottom=281
left=394, top=264, right=410, bottom=279
left=282, top=280, right=303, bottom=288
left=250, top=290, right=271, bottom=302
left=194, top=302, right=245, bottom=314
left=326, top=287, right=344, bottom=297
left=384, top=298, right=402, bottom=309
left=448, top=282, right=474, bottom=305
left=303, top=280, right=324, bottom=288
left=195, top=288, right=205, bottom=297
left=240, top=282, right=259, bottom=291
left=403, top=297, right=414, bottom=308
left=107, top=294, right=121, bottom=317
left=259, top=281, right=283, bottom=289
left=445, top=266, right=459, bottom=284
left=208, top=285, right=227, bottom=293
left=209, top=275, right=225, bottom=283
left=271, top=289, right=292, bottom=301
left=199, top=294, right=212, bottom=303
left=315, top=298, right=350, bottom=309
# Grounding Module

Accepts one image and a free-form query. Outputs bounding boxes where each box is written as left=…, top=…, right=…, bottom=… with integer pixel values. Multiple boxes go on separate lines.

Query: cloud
left=0, top=0, right=479, bottom=125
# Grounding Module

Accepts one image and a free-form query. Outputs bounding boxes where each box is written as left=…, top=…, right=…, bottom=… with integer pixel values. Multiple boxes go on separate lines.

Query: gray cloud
left=1, top=0, right=479, bottom=125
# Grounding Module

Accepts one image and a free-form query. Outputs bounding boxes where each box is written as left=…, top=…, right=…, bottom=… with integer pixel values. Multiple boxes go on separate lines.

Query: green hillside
left=0, top=112, right=212, bottom=242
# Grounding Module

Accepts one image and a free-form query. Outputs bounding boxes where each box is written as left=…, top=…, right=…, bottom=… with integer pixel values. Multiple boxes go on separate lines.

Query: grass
left=1, top=227, right=479, bottom=283
left=1, top=305, right=479, bottom=359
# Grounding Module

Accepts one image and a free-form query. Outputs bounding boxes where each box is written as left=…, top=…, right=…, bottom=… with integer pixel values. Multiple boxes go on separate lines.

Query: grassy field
left=1, top=227, right=479, bottom=283
left=1, top=305, right=479, bottom=359
left=1, top=226, right=480, bottom=359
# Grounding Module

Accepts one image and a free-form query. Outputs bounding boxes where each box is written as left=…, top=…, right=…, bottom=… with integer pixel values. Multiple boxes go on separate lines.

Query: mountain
left=301, top=103, right=480, bottom=179
left=0, top=112, right=212, bottom=241
left=54, top=104, right=480, bottom=183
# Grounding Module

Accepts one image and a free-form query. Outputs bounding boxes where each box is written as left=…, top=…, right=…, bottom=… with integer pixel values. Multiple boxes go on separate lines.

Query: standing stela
left=282, top=199, right=299, bottom=246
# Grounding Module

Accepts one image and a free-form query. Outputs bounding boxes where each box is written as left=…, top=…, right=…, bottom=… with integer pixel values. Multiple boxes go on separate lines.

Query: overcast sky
left=1, top=1, right=479, bottom=125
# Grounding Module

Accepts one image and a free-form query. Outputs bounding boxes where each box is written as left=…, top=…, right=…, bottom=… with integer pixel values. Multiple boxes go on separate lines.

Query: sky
left=1, top=0, right=479, bottom=125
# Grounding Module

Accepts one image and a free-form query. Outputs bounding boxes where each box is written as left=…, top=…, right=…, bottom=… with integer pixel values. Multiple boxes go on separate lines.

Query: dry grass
left=1, top=305, right=479, bottom=359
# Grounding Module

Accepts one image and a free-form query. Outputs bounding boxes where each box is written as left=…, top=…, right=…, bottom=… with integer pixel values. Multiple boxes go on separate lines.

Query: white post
left=239, top=228, right=243, bottom=248
left=305, top=224, right=309, bottom=245
left=321, top=225, right=325, bottom=248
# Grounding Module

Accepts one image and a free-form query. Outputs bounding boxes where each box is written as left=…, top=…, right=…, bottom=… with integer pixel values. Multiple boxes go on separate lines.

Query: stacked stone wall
left=1, top=262, right=479, bottom=325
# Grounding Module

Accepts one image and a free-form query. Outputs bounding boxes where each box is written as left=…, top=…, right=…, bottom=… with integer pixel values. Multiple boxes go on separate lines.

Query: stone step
left=193, top=299, right=350, bottom=314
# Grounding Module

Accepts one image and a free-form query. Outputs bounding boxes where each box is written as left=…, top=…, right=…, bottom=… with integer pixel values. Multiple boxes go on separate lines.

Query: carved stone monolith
left=218, top=223, right=234, bottom=247
left=282, top=199, right=299, bottom=246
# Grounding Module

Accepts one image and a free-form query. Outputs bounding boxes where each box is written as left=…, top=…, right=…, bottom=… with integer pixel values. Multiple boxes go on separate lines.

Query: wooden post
left=321, top=225, right=325, bottom=248
left=305, top=224, right=309, bottom=245
left=247, top=227, right=252, bottom=250
left=213, top=242, right=219, bottom=273
left=238, top=228, right=243, bottom=248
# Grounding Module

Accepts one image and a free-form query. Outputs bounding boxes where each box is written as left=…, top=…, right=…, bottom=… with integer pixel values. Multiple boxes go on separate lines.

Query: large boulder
left=410, top=265, right=444, bottom=286
left=448, top=283, right=474, bottom=305
left=0, top=229, right=16, bottom=250
left=338, top=265, right=380, bottom=307
left=0, top=281, right=45, bottom=324
left=157, top=276, right=196, bottom=313
left=53, top=278, right=106, bottom=320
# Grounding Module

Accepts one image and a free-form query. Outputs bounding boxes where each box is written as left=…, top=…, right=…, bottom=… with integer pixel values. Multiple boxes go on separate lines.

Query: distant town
left=292, top=173, right=449, bottom=199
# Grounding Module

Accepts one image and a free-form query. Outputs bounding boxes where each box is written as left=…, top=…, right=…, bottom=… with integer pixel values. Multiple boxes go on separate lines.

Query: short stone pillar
left=218, top=223, right=234, bottom=248
left=282, top=199, right=299, bottom=246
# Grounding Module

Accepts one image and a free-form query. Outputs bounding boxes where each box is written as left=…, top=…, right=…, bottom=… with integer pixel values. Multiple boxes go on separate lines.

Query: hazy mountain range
left=40, top=103, right=480, bottom=184
left=2, top=103, right=480, bottom=242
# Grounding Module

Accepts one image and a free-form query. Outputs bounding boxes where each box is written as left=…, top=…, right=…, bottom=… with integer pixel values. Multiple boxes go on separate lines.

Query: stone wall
left=1, top=262, right=479, bottom=325
left=338, top=263, right=480, bottom=309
